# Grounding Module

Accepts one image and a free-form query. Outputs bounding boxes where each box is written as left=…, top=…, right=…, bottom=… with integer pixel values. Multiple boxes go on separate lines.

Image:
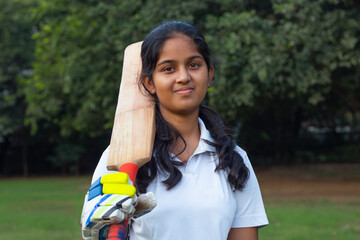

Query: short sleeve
left=232, top=147, right=269, bottom=228
left=91, top=146, right=117, bottom=183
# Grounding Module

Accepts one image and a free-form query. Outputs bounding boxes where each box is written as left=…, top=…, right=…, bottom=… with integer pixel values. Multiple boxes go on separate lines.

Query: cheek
left=153, top=80, right=171, bottom=97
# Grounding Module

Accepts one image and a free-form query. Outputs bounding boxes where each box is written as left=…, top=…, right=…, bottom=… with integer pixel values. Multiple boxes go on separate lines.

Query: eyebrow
left=156, top=55, right=203, bottom=67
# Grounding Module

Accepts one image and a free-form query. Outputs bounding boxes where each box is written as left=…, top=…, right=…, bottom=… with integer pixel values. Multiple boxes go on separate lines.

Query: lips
left=175, top=87, right=194, bottom=94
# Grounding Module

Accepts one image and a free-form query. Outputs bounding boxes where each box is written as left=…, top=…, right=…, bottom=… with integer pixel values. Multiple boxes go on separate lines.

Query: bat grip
left=107, top=163, right=138, bottom=240
left=107, top=221, right=128, bottom=240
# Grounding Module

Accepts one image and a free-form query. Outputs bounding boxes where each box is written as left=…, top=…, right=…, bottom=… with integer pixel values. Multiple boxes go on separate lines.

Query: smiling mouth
left=175, top=88, right=194, bottom=94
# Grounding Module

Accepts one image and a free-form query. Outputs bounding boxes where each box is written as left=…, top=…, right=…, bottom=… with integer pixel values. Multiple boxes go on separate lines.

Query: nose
left=176, top=67, right=190, bottom=84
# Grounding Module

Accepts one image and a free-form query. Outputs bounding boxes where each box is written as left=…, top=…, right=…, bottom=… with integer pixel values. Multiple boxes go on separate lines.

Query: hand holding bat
left=80, top=171, right=155, bottom=240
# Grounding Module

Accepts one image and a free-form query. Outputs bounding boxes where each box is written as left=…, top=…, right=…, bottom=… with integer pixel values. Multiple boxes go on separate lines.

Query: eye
left=162, top=66, right=175, bottom=72
left=189, top=63, right=200, bottom=69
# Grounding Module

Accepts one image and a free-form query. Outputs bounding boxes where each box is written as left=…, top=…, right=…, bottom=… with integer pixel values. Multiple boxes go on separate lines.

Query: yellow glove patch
left=100, top=172, right=136, bottom=197
left=102, top=183, right=136, bottom=197
left=100, top=172, right=129, bottom=184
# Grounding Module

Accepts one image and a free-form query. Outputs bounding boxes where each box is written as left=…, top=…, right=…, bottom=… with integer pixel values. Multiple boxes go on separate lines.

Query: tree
left=205, top=0, right=360, bottom=162
left=25, top=0, right=216, bottom=137
left=0, top=0, right=38, bottom=176
left=12, top=0, right=360, bottom=175
left=24, top=0, right=214, bottom=173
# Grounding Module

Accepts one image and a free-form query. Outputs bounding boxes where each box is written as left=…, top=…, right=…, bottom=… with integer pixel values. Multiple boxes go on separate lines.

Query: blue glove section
left=88, top=177, right=102, bottom=201
left=85, top=194, right=112, bottom=227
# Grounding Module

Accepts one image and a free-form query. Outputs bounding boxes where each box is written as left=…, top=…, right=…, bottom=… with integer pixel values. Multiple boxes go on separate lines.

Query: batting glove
left=80, top=172, right=137, bottom=240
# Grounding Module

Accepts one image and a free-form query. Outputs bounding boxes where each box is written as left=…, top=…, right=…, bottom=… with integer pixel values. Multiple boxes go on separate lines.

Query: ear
left=207, top=66, right=214, bottom=87
left=141, top=76, right=156, bottom=95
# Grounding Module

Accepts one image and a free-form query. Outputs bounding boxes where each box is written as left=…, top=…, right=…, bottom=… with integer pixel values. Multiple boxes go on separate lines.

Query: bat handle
left=107, top=220, right=129, bottom=240
left=107, top=163, right=138, bottom=240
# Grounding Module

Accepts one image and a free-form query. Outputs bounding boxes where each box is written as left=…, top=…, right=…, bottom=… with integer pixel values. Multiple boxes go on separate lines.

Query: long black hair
left=136, top=21, right=249, bottom=193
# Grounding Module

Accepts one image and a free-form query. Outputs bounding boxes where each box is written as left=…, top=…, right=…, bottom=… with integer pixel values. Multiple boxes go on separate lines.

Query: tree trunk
left=22, top=144, right=28, bottom=177
left=0, top=136, right=10, bottom=175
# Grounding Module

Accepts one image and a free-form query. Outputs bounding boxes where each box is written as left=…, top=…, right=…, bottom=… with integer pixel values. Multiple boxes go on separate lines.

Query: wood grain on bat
left=107, top=42, right=155, bottom=171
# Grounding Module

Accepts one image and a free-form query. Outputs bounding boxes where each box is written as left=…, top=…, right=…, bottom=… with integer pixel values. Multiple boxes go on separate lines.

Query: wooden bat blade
left=107, top=41, right=155, bottom=171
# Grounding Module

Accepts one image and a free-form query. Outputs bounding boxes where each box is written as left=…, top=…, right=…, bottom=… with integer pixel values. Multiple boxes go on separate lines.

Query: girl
left=81, top=21, right=268, bottom=240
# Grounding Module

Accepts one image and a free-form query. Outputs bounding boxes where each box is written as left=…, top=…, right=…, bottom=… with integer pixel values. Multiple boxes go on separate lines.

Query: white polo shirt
left=92, top=119, right=268, bottom=240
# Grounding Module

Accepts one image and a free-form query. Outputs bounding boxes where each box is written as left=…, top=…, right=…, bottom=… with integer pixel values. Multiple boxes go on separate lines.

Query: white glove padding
left=81, top=193, right=136, bottom=240
left=80, top=172, right=156, bottom=240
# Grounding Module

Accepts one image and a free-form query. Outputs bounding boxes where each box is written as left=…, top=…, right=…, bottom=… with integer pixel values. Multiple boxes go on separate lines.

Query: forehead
left=157, top=35, right=201, bottom=60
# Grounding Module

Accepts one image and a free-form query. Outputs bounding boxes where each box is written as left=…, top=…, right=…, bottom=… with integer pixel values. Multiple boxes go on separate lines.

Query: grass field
left=258, top=164, right=360, bottom=240
left=0, top=164, right=359, bottom=240
left=261, top=200, right=359, bottom=240
left=0, top=177, right=91, bottom=240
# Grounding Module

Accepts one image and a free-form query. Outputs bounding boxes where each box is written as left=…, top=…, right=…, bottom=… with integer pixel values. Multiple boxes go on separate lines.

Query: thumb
left=133, top=192, right=157, bottom=218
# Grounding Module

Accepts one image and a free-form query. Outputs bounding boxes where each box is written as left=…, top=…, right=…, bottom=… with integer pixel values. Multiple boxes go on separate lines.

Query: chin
left=175, top=106, right=200, bottom=115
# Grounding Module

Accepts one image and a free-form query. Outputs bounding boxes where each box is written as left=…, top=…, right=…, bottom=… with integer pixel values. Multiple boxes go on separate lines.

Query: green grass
left=0, top=177, right=359, bottom=240
left=260, top=200, right=360, bottom=240
left=0, top=177, right=91, bottom=240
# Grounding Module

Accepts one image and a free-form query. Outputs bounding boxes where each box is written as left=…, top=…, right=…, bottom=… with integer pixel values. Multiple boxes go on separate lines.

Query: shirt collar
left=168, top=118, right=217, bottom=162
left=197, top=118, right=217, bottom=153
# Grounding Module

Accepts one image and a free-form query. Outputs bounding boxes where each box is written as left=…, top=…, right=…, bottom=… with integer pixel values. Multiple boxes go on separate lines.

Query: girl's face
left=143, top=35, right=214, bottom=117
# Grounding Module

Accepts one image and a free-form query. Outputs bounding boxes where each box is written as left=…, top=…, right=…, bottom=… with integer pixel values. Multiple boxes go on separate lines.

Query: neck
left=162, top=109, right=199, bottom=137
left=160, top=107, right=201, bottom=162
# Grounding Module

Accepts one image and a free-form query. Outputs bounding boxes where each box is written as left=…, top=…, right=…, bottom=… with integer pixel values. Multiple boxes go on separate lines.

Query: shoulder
left=231, top=147, right=269, bottom=228
left=91, top=146, right=117, bottom=183
left=234, top=145, right=251, bottom=165
left=233, top=145, right=257, bottom=190
left=234, top=145, right=247, bottom=158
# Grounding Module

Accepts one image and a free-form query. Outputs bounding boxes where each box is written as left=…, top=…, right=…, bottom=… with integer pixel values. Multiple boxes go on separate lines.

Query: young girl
left=81, top=21, right=268, bottom=240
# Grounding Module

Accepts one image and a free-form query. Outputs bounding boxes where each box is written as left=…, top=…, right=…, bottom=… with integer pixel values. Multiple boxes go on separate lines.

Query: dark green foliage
left=0, top=0, right=38, bottom=176
left=205, top=0, right=360, bottom=163
left=1, top=0, right=359, bottom=175
left=0, top=0, right=36, bottom=136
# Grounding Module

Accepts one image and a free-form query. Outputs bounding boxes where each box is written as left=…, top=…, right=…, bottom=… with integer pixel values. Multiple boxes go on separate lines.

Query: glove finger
left=103, top=208, right=126, bottom=222
left=102, top=183, right=136, bottom=197
left=100, top=172, right=129, bottom=184
left=134, top=192, right=157, bottom=218
left=116, top=196, right=135, bottom=215
left=95, top=195, right=135, bottom=217
left=100, top=194, right=132, bottom=207
left=88, top=195, right=125, bottom=221
left=110, top=208, right=129, bottom=222
left=90, top=205, right=112, bottom=222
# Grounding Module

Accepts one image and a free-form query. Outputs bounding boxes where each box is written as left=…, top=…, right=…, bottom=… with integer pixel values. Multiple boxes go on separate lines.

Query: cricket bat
left=106, top=41, right=156, bottom=239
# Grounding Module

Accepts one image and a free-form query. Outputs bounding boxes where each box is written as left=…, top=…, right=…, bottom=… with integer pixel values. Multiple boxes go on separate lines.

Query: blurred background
left=0, top=0, right=359, bottom=239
